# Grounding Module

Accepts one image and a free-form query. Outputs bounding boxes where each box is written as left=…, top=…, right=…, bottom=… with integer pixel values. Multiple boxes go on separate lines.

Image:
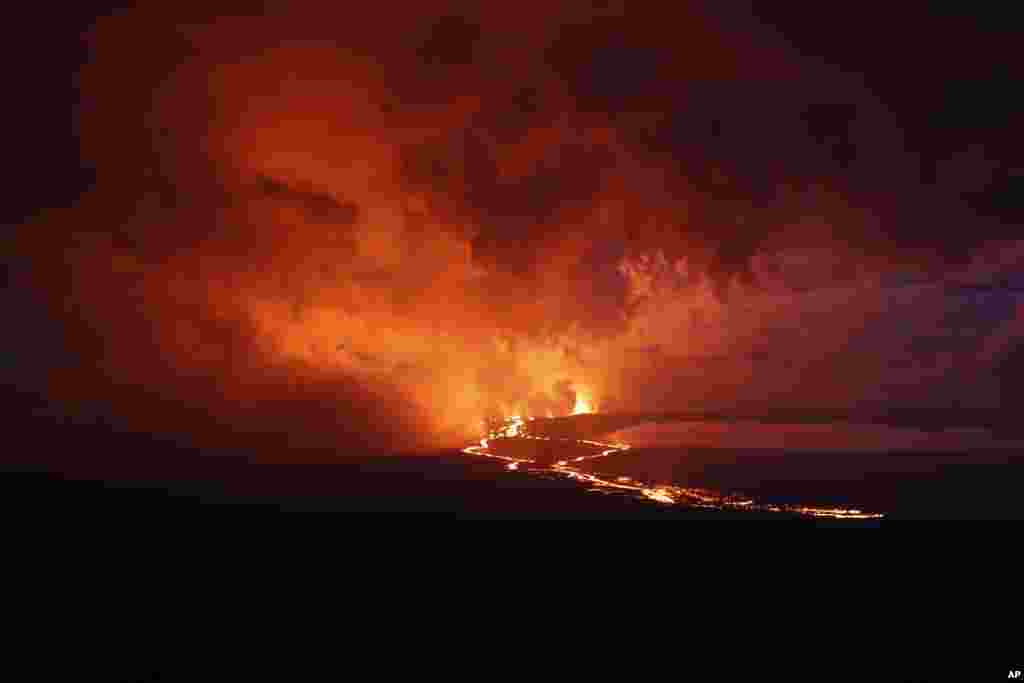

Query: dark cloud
left=417, top=14, right=482, bottom=67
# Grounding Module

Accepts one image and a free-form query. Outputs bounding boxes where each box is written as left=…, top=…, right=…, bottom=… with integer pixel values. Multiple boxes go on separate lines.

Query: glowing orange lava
left=462, top=414, right=884, bottom=519
left=571, top=388, right=596, bottom=415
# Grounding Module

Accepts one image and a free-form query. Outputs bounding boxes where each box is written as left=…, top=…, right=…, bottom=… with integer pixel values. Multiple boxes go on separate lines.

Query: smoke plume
left=11, top=2, right=1021, bottom=459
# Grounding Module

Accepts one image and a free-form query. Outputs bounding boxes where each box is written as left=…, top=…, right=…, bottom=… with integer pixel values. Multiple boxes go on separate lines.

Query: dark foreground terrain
left=0, top=395, right=790, bottom=518
left=5, top=394, right=1021, bottom=519
left=3, top=457, right=813, bottom=519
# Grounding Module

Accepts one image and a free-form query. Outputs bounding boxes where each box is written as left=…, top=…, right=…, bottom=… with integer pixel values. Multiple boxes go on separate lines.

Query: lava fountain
left=571, top=386, right=596, bottom=415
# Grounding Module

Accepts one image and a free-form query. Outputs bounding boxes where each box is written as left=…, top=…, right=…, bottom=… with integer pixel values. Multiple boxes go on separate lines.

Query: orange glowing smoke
left=16, top=2, right=945, bottom=461
left=47, top=4, right=672, bottom=450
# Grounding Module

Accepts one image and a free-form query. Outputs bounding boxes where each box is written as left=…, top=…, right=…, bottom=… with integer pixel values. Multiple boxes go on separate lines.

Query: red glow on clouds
left=11, top=2, right=1023, bottom=461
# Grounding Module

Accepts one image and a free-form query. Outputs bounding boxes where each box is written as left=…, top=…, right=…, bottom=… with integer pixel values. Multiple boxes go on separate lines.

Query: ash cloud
left=12, top=2, right=1022, bottom=458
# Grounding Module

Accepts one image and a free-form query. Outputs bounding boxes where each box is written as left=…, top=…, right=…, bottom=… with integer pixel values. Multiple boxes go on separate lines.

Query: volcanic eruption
left=10, top=1, right=1024, bottom=489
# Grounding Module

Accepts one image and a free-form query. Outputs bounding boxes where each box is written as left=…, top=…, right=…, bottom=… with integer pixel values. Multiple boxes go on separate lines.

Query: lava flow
left=463, top=414, right=885, bottom=519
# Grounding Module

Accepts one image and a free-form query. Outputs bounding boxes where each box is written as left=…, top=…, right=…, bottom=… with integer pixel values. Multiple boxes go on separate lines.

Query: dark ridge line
left=524, top=410, right=1024, bottom=440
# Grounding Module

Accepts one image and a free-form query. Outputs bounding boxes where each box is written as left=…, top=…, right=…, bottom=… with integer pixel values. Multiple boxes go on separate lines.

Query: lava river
left=462, top=415, right=885, bottom=519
